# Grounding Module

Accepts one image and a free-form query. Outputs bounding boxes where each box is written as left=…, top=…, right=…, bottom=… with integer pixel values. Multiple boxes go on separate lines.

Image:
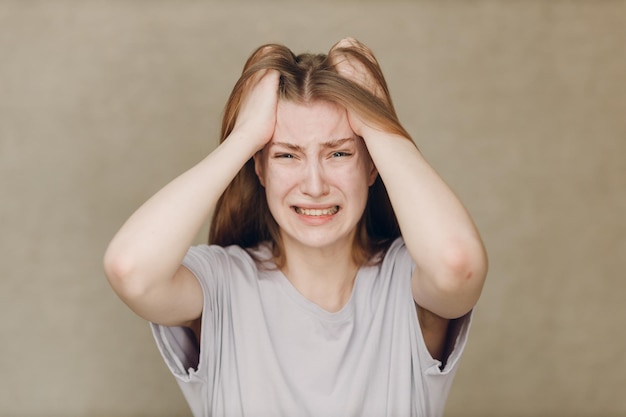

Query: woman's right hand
left=231, top=69, right=280, bottom=151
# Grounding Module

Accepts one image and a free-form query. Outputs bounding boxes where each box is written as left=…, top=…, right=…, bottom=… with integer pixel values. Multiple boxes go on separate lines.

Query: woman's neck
left=279, top=241, right=359, bottom=313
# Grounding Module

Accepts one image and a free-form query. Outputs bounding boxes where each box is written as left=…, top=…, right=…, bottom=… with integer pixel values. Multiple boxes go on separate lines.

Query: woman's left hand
left=329, top=37, right=387, bottom=139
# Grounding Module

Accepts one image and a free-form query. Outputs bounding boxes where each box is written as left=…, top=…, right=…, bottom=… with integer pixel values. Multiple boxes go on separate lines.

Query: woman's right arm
left=103, top=70, right=279, bottom=328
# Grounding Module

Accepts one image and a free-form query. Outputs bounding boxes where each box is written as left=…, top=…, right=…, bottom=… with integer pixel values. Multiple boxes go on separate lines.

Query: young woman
left=104, top=38, right=487, bottom=417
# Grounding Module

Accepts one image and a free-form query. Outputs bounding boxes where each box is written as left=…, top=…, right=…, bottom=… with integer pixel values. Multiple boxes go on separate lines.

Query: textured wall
left=1, top=1, right=625, bottom=416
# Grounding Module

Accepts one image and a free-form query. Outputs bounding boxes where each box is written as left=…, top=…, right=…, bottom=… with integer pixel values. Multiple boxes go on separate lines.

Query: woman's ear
left=253, top=151, right=266, bottom=187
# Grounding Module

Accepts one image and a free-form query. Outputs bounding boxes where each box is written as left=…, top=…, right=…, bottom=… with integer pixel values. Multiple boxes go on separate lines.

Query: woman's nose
left=300, top=161, right=330, bottom=197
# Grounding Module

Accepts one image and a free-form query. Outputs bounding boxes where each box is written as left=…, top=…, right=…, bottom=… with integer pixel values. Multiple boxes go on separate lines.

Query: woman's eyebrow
left=270, top=142, right=304, bottom=152
left=270, top=138, right=354, bottom=151
left=322, top=137, right=355, bottom=148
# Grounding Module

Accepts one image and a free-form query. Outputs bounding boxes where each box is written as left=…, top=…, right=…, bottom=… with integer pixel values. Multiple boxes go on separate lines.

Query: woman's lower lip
left=293, top=206, right=340, bottom=216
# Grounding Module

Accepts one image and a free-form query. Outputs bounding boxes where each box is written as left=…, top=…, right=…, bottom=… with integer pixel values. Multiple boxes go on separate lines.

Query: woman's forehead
left=276, top=99, right=346, bottom=122
left=273, top=100, right=354, bottom=145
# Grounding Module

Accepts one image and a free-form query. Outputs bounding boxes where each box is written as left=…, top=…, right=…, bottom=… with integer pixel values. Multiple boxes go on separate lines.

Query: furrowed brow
left=270, top=142, right=304, bottom=152
left=322, top=137, right=355, bottom=149
left=270, top=137, right=354, bottom=152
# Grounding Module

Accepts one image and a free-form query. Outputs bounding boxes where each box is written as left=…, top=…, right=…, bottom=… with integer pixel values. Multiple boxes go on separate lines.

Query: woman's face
left=254, top=100, right=377, bottom=254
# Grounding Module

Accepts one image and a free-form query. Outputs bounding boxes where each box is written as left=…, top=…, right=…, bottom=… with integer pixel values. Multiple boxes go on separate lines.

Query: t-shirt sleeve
left=414, top=310, right=473, bottom=417
left=387, top=237, right=474, bottom=416
left=149, top=245, right=226, bottom=417
left=149, top=245, right=222, bottom=382
left=414, top=302, right=473, bottom=377
left=387, top=237, right=473, bottom=373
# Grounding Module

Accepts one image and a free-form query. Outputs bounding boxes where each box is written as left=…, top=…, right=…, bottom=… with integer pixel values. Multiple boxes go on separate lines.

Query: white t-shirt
left=151, top=238, right=472, bottom=417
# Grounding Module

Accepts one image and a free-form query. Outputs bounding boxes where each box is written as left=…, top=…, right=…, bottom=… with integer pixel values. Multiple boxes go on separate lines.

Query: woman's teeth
left=295, top=206, right=339, bottom=216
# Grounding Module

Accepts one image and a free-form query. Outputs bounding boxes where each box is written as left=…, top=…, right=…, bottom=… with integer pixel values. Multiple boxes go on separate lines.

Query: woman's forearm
left=362, top=129, right=487, bottom=317
left=103, top=132, right=258, bottom=294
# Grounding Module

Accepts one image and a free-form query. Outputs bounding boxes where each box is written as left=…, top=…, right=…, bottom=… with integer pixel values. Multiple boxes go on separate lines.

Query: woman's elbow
left=444, top=241, right=488, bottom=284
left=438, top=243, right=488, bottom=307
left=103, top=247, right=149, bottom=301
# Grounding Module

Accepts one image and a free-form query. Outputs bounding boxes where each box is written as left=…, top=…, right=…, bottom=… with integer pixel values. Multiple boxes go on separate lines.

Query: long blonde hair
left=209, top=40, right=413, bottom=266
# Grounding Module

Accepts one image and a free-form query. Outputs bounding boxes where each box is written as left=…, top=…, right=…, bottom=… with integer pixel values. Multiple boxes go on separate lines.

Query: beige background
left=1, top=1, right=625, bottom=416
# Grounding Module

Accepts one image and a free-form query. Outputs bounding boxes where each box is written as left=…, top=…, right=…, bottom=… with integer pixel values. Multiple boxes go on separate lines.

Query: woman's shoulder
left=386, top=236, right=406, bottom=253
left=184, top=242, right=272, bottom=276
left=376, top=236, right=413, bottom=275
left=376, top=236, right=408, bottom=263
left=186, top=242, right=247, bottom=260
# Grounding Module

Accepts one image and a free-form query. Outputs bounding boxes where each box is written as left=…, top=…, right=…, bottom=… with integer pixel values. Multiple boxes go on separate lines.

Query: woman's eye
left=331, top=151, right=350, bottom=158
left=275, top=153, right=294, bottom=159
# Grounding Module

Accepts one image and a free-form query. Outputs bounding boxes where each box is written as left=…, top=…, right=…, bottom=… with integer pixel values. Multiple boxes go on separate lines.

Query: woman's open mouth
left=293, top=206, right=340, bottom=216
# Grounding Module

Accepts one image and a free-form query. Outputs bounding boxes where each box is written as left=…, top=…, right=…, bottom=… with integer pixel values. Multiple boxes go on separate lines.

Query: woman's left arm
left=357, top=123, right=488, bottom=320
left=330, top=36, right=487, bottom=359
